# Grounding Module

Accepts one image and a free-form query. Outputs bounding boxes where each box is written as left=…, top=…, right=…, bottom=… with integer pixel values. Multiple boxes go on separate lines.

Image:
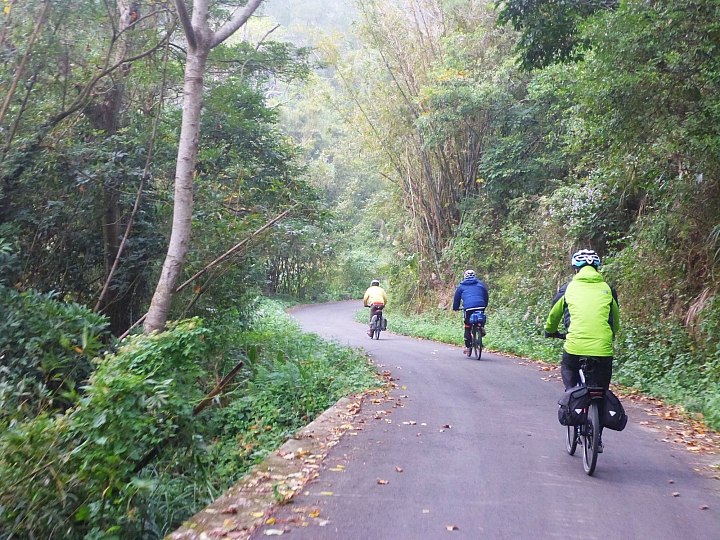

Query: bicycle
left=546, top=332, right=604, bottom=476
left=368, top=303, right=385, bottom=340
left=466, top=308, right=486, bottom=359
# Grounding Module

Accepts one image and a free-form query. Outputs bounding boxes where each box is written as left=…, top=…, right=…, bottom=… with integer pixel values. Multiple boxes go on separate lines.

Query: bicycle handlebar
left=543, top=330, right=566, bottom=340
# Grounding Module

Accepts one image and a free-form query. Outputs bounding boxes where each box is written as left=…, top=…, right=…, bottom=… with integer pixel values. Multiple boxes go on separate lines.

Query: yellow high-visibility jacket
left=363, top=286, right=388, bottom=307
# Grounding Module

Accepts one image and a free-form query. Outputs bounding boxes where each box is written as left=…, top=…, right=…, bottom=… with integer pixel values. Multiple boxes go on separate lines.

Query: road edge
left=166, top=392, right=371, bottom=540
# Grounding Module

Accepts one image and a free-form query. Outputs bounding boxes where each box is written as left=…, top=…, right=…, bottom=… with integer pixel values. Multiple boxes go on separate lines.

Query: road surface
left=252, top=301, right=719, bottom=539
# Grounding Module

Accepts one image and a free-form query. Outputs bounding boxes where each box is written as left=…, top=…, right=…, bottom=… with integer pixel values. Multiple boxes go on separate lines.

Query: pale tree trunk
left=144, top=0, right=263, bottom=334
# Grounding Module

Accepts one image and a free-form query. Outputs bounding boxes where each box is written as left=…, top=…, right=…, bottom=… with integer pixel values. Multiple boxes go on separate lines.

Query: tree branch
left=173, top=0, right=197, bottom=50
left=174, top=207, right=294, bottom=293
left=0, top=0, right=51, bottom=127
left=211, top=0, right=263, bottom=48
left=192, top=359, right=245, bottom=416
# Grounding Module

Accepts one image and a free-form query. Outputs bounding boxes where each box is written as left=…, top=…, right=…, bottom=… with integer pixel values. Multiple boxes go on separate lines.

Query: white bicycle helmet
left=463, top=269, right=476, bottom=280
left=371, top=279, right=380, bottom=286
left=571, top=249, right=601, bottom=268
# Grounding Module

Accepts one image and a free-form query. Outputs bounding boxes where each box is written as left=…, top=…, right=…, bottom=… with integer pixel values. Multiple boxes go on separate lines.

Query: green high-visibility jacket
left=545, top=265, right=620, bottom=357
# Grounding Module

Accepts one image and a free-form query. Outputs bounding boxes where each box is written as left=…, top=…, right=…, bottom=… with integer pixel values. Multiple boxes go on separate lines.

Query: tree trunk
left=143, top=0, right=263, bottom=334
left=144, top=46, right=209, bottom=333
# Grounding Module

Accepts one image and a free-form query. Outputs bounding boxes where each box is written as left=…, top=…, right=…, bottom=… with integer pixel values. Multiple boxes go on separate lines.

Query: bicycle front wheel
left=566, top=424, right=578, bottom=455
left=582, top=402, right=600, bottom=475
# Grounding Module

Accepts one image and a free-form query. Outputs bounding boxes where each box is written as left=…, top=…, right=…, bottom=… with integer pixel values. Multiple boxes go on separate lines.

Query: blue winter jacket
left=452, top=277, right=489, bottom=311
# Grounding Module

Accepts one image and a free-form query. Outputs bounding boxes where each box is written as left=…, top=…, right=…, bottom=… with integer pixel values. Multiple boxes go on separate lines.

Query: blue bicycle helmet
left=571, top=249, right=601, bottom=268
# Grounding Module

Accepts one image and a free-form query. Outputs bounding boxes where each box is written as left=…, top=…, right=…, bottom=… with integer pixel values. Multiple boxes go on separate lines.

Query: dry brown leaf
left=395, top=466, right=403, bottom=472
left=377, top=478, right=389, bottom=485
left=700, top=505, right=709, bottom=510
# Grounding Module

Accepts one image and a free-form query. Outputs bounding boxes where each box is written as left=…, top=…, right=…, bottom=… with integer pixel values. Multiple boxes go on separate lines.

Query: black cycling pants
left=561, top=351, right=613, bottom=391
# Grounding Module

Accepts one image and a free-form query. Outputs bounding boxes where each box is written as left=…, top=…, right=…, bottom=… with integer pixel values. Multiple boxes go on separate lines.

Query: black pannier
left=381, top=317, right=388, bottom=331
left=557, top=386, right=590, bottom=426
left=602, top=389, right=628, bottom=431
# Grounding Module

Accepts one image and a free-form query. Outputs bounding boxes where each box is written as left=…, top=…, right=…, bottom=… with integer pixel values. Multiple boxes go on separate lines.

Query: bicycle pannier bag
left=602, top=389, right=628, bottom=431
left=469, top=311, right=486, bottom=325
left=381, top=317, right=388, bottom=331
left=557, top=386, right=590, bottom=426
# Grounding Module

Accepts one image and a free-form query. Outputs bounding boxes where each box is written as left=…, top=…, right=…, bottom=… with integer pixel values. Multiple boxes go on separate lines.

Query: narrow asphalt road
left=253, top=301, right=720, bottom=539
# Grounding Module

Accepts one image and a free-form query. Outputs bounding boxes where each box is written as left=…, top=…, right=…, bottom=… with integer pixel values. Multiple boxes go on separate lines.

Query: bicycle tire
left=472, top=326, right=482, bottom=359
left=583, top=402, right=600, bottom=475
left=374, top=315, right=382, bottom=339
left=566, top=424, right=578, bottom=455
left=370, top=315, right=378, bottom=339
left=476, top=326, right=483, bottom=359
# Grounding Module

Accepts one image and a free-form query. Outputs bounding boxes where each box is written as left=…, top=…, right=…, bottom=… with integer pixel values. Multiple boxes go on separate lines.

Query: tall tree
left=144, top=0, right=263, bottom=333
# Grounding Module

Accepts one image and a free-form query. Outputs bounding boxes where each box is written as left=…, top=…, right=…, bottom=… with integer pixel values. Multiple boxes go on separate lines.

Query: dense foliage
left=0, top=301, right=377, bottom=538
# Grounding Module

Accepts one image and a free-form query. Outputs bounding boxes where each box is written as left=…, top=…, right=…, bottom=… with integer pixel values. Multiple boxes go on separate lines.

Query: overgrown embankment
left=0, top=293, right=377, bottom=539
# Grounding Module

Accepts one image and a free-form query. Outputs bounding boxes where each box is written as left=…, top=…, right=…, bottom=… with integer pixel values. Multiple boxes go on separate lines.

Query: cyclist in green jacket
left=544, top=249, right=619, bottom=449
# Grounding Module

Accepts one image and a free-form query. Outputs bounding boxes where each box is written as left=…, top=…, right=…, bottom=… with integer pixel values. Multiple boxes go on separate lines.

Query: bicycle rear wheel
left=582, top=402, right=600, bottom=475
left=566, top=424, right=578, bottom=455
left=373, top=315, right=381, bottom=339
left=475, top=326, right=483, bottom=359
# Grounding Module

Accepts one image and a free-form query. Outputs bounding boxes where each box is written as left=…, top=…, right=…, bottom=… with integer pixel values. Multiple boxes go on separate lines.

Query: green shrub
left=0, top=319, right=210, bottom=539
left=0, top=284, right=109, bottom=421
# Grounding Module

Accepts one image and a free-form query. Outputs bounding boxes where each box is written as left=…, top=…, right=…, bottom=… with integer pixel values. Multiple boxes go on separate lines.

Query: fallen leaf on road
left=377, top=478, right=389, bottom=484
left=668, top=480, right=674, bottom=484
left=265, top=518, right=276, bottom=525
left=672, top=492, right=680, bottom=497
left=264, top=529, right=284, bottom=536
left=443, top=424, right=452, bottom=429
left=395, top=466, right=403, bottom=472
left=251, top=512, right=264, bottom=518
left=423, top=509, right=429, bottom=514
left=446, top=525, right=459, bottom=531
left=319, top=520, right=330, bottom=526
left=320, top=491, right=334, bottom=496
left=700, top=505, right=709, bottom=510
left=402, top=385, right=407, bottom=389
left=309, top=509, right=320, bottom=518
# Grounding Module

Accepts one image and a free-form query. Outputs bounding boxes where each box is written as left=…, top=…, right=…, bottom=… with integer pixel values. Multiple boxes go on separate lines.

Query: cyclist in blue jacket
left=452, top=270, right=489, bottom=356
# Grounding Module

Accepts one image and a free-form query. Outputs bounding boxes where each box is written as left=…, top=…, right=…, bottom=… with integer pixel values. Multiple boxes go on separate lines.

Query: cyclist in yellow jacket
left=545, top=249, right=619, bottom=451
left=363, top=279, right=388, bottom=338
